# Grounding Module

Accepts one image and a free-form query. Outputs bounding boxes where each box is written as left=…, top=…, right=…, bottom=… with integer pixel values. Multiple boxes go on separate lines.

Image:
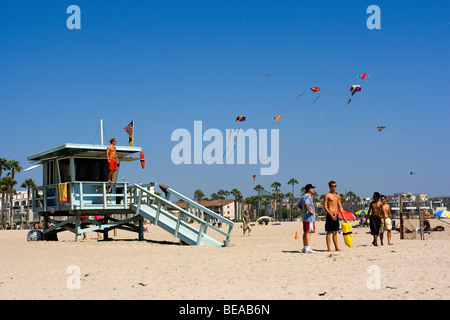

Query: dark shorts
left=370, top=215, right=382, bottom=235
left=325, top=214, right=340, bottom=232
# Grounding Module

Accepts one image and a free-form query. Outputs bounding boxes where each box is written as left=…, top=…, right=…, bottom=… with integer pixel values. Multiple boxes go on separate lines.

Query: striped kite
left=236, top=116, right=246, bottom=122
left=350, top=85, right=361, bottom=96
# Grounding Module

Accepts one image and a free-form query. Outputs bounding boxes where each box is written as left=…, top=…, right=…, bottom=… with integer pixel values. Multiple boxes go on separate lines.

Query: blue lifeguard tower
left=27, top=142, right=234, bottom=246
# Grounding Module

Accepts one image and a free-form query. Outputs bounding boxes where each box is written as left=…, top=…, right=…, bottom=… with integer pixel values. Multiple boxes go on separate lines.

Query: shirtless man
left=323, top=181, right=347, bottom=252
left=242, top=209, right=251, bottom=236
left=364, top=192, right=383, bottom=246
left=379, top=195, right=393, bottom=245
left=106, top=138, right=118, bottom=182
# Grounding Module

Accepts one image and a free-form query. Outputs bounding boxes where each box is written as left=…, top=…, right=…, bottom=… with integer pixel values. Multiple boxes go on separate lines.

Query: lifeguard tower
left=27, top=142, right=234, bottom=246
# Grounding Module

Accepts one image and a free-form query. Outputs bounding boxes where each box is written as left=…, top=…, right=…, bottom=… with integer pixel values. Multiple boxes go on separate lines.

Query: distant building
left=174, top=199, right=237, bottom=221
left=1, top=190, right=33, bottom=225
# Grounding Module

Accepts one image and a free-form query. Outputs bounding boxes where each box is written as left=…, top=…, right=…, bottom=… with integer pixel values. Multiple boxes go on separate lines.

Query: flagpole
left=100, top=119, right=104, bottom=145
left=132, top=119, right=134, bottom=146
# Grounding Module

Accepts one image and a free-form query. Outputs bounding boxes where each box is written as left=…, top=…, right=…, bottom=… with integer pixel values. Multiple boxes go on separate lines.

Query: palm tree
left=287, top=178, right=299, bottom=221
left=271, top=181, right=281, bottom=220
left=194, top=189, right=205, bottom=202
left=1, top=176, right=17, bottom=227
left=285, top=191, right=293, bottom=221
left=7, top=160, right=22, bottom=180
left=230, top=188, right=243, bottom=220
left=253, top=185, right=264, bottom=217
left=21, top=178, right=36, bottom=222
left=6, top=160, right=21, bottom=227
left=210, top=192, right=219, bottom=200
left=217, top=190, right=229, bottom=199
left=0, top=177, right=10, bottom=225
left=0, top=158, right=9, bottom=179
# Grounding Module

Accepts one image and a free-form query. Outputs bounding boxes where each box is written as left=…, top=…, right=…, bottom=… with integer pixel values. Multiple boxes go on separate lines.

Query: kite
left=357, top=73, right=369, bottom=79
left=377, top=126, right=386, bottom=132
left=410, top=171, right=415, bottom=175
left=350, top=85, right=361, bottom=96
left=310, top=87, right=322, bottom=104
left=273, top=115, right=282, bottom=121
left=297, top=87, right=321, bottom=104
left=346, top=85, right=362, bottom=105
left=265, top=73, right=270, bottom=77
left=236, top=116, right=246, bottom=122
left=253, top=175, right=256, bottom=181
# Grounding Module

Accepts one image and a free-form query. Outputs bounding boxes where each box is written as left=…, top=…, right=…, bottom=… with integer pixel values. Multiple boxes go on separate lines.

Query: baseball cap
left=305, top=184, right=316, bottom=191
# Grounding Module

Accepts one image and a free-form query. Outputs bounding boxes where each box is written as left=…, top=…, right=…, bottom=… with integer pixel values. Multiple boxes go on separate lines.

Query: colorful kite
left=236, top=116, right=246, bottom=122
left=297, top=86, right=321, bottom=104
left=350, top=85, right=361, bottom=96
left=346, top=85, right=362, bottom=105
left=357, top=73, right=369, bottom=79
left=377, top=126, right=386, bottom=132
left=273, top=115, right=282, bottom=121
left=253, top=175, right=256, bottom=181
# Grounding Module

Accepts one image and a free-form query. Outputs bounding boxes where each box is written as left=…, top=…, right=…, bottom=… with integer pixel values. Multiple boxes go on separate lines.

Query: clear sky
left=1, top=0, right=449, bottom=200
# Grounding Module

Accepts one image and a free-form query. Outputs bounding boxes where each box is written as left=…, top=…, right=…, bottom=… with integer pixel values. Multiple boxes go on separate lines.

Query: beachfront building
left=0, top=190, right=33, bottom=227
left=173, top=199, right=237, bottom=221
left=385, top=193, right=431, bottom=218
left=428, top=196, right=450, bottom=211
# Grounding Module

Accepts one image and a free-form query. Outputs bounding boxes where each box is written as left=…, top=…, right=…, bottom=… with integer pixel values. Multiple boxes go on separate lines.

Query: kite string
left=226, top=128, right=241, bottom=161
left=222, top=128, right=233, bottom=162
left=317, top=99, right=337, bottom=181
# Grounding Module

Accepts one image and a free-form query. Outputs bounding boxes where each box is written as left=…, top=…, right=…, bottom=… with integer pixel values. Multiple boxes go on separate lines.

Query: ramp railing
left=131, top=183, right=234, bottom=246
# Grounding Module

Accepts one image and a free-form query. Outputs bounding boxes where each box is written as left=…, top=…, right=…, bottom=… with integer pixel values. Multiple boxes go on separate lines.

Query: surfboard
left=341, top=221, right=353, bottom=247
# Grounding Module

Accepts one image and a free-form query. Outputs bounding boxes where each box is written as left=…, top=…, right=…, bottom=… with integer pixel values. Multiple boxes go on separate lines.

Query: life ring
left=140, top=151, right=145, bottom=169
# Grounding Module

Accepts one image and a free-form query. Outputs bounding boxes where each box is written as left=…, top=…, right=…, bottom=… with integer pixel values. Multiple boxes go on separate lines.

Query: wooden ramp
left=130, top=184, right=234, bottom=247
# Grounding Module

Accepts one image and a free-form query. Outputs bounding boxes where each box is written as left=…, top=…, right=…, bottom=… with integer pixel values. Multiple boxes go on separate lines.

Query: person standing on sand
left=298, top=184, right=316, bottom=253
left=323, top=181, right=347, bottom=252
left=107, top=138, right=118, bottom=183
left=380, top=195, right=393, bottom=245
left=242, top=209, right=252, bottom=236
left=364, top=192, right=383, bottom=246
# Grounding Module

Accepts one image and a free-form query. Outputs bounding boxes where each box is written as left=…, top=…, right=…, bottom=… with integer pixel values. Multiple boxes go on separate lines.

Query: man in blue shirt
left=298, top=184, right=316, bottom=253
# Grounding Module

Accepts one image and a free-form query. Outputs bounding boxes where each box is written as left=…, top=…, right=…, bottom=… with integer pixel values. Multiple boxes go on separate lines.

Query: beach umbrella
left=338, top=210, right=356, bottom=220
left=355, top=210, right=367, bottom=215
left=433, top=210, right=450, bottom=218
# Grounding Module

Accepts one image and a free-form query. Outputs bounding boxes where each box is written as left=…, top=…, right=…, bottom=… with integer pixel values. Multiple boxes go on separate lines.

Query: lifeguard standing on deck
left=107, top=138, right=118, bottom=182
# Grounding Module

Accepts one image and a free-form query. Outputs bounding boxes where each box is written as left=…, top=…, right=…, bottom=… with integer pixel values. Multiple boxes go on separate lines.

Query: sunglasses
left=331, top=185, right=337, bottom=187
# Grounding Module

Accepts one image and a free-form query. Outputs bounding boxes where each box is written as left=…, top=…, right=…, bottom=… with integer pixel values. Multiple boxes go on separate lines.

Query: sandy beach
left=0, top=219, right=449, bottom=300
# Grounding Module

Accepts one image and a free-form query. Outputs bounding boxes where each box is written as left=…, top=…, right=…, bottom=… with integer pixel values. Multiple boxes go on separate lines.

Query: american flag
left=124, top=120, right=134, bottom=146
left=124, top=121, right=133, bottom=135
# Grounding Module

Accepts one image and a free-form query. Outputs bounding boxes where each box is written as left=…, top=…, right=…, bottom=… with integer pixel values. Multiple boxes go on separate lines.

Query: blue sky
left=1, top=0, right=449, bottom=200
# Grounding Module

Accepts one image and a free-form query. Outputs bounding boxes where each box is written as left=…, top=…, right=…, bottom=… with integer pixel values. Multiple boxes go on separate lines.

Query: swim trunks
left=303, top=221, right=315, bottom=233
left=380, top=217, right=392, bottom=233
left=370, top=215, right=381, bottom=235
left=325, top=214, right=340, bottom=232
left=109, top=158, right=118, bottom=171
